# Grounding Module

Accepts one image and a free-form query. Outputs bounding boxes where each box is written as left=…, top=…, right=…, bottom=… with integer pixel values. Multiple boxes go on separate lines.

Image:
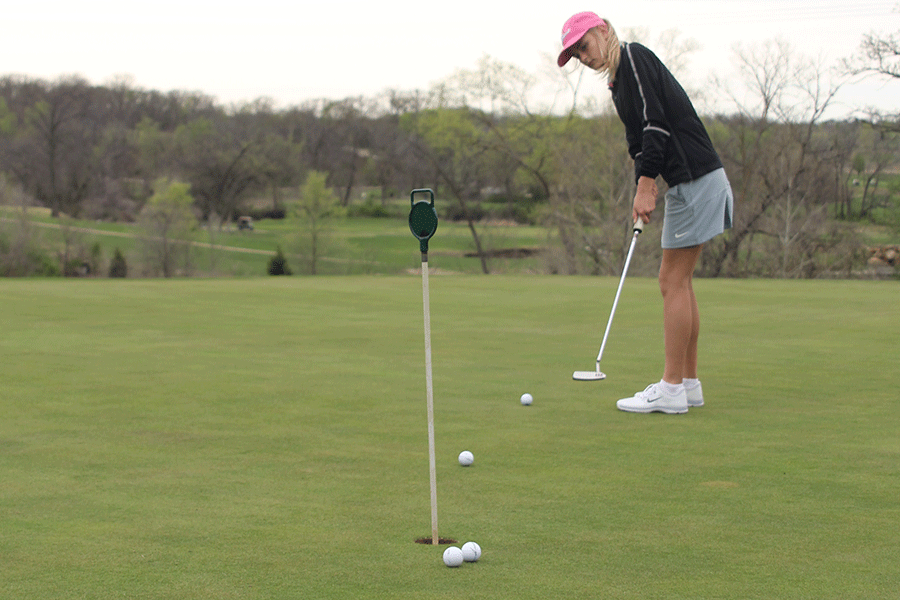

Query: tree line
left=0, top=32, right=897, bottom=278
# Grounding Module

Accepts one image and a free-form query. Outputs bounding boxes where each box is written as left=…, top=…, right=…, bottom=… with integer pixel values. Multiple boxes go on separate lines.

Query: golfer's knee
left=659, top=270, right=689, bottom=297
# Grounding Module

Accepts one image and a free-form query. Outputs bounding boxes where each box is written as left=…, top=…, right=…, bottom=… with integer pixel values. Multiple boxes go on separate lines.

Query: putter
left=409, top=189, right=440, bottom=545
left=573, top=219, right=644, bottom=381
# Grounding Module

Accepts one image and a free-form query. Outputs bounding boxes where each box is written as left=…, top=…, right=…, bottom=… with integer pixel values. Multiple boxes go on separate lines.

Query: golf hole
left=415, top=537, right=458, bottom=545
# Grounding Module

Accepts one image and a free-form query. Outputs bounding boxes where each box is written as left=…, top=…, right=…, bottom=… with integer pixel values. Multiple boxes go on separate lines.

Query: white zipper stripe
left=626, top=43, right=670, bottom=136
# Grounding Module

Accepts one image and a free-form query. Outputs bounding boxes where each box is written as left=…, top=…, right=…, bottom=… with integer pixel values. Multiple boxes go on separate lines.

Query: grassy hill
left=0, top=204, right=554, bottom=276
left=2, top=199, right=898, bottom=278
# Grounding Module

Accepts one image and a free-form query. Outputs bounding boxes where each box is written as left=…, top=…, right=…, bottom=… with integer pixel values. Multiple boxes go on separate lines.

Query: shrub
left=30, top=249, right=60, bottom=276
left=443, top=204, right=486, bottom=222
left=109, top=248, right=128, bottom=278
left=245, top=208, right=287, bottom=221
left=347, top=199, right=391, bottom=218
left=268, top=246, right=292, bottom=276
left=89, top=242, right=102, bottom=274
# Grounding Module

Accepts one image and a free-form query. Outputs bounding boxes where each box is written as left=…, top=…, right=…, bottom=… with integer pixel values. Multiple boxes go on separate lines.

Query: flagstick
left=421, top=251, right=439, bottom=545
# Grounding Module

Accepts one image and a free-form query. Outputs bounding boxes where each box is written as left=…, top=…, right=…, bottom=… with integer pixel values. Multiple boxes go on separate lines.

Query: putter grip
left=633, top=219, right=644, bottom=233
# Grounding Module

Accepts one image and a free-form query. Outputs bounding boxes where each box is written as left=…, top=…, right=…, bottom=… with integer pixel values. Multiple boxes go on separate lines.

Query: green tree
left=133, top=116, right=173, bottom=178
left=297, top=171, right=341, bottom=275
left=401, top=106, right=492, bottom=273
left=0, top=97, right=14, bottom=135
left=138, top=178, right=196, bottom=277
left=545, top=112, right=635, bottom=275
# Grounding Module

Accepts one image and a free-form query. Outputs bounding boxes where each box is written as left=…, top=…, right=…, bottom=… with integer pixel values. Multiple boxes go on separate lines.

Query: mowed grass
left=1, top=276, right=897, bottom=599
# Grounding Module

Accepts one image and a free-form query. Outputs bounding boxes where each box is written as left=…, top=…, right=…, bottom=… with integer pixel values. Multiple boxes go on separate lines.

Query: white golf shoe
left=686, top=381, right=704, bottom=407
left=616, top=382, right=689, bottom=414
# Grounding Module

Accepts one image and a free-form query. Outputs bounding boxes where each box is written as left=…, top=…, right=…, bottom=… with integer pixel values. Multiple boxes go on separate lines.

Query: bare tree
left=846, top=30, right=900, bottom=80
left=849, top=125, right=900, bottom=219
left=19, top=76, right=99, bottom=217
left=173, top=115, right=260, bottom=227
left=414, top=55, right=634, bottom=275
left=706, top=39, right=851, bottom=277
left=0, top=178, right=44, bottom=276
left=843, top=22, right=900, bottom=130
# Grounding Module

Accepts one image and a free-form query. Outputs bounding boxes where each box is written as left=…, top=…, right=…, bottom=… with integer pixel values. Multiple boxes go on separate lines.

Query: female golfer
left=558, top=12, right=733, bottom=414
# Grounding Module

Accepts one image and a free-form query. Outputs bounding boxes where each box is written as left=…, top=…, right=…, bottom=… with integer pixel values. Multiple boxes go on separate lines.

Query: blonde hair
left=591, top=18, right=621, bottom=82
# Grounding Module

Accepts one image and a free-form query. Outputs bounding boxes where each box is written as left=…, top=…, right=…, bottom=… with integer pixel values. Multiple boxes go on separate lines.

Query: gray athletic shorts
left=662, top=168, right=733, bottom=249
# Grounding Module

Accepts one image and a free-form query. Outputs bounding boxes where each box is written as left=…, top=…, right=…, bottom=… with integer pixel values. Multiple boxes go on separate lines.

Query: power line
left=643, top=0, right=899, bottom=25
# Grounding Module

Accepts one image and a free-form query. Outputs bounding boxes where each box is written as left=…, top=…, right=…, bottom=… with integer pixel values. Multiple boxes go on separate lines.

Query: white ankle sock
left=683, top=378, right=700, bottom=390
left=659, top=379, right=684, bottom=396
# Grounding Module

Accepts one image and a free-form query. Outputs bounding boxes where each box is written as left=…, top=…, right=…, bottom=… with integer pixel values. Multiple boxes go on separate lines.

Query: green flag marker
left=409, top=189, right=438, bottom=255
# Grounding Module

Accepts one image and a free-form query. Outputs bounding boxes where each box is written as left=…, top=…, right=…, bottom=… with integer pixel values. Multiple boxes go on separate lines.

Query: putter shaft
left=594, top=226, right=640, bottom=365
left=574, top=220, right=643, bottom=380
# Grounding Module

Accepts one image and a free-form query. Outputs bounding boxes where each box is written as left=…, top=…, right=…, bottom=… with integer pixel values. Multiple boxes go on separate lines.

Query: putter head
left=573, top=370, right=607, bottom=381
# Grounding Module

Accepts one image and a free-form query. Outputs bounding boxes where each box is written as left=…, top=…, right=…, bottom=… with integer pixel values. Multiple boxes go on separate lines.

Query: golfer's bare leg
left=659, top=245, right=703, bottom=385
left=684, top=282, right=699, bottom=380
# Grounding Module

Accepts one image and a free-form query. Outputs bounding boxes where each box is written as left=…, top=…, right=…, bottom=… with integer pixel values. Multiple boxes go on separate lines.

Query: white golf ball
left=520, top=393, right=533, bottom=406
left=443, top=546, right=464, bottom=567
left=461, top=541, right=482, bottom=562
left=458, top=450, right=474, bottom=466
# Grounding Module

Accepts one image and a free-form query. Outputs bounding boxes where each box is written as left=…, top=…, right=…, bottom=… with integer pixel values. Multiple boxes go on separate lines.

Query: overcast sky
left=3, top=1, right=898, bottom=118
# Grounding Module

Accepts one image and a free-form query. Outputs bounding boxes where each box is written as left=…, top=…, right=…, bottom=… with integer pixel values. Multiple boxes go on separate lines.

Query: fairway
left=1, top=276, right=897, bottom=599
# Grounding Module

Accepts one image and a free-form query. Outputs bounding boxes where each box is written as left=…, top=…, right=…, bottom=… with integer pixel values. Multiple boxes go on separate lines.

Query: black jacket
left=609, top=42, right=722, bottom=186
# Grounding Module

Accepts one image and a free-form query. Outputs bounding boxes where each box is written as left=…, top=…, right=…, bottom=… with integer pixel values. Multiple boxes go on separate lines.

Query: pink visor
left=557, top=11, right=604, bottom=67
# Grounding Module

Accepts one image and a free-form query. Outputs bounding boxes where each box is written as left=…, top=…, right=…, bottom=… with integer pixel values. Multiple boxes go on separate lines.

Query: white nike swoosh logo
left=675, top=232, right=688, bottom=238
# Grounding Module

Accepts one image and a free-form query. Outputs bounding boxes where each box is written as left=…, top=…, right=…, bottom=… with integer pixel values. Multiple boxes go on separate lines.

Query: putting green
left=1, top=276, right=897, bottom=599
